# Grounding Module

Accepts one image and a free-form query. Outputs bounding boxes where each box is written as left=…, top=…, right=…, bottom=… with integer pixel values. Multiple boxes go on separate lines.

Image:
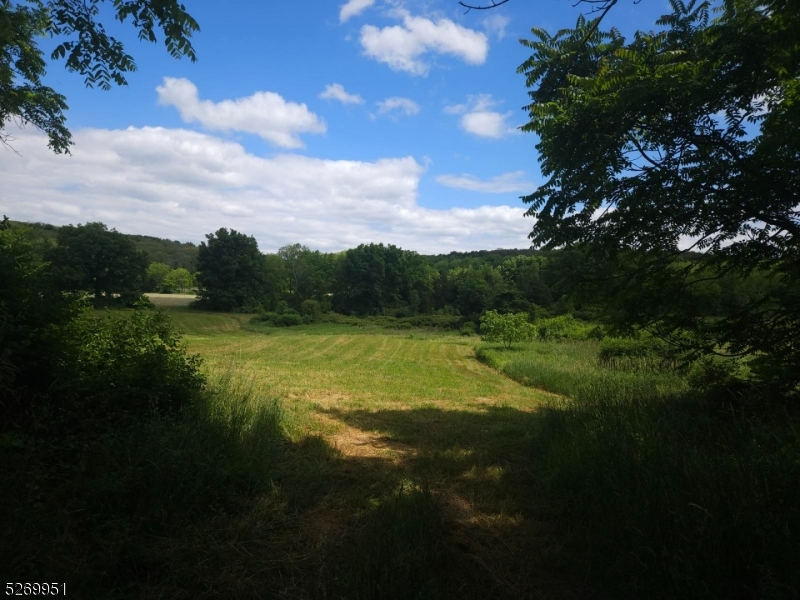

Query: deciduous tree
left=49, top=221, right=148, bottom=305
left=146, top=262, right=171, bottom=292
left=1, top=0, right=199, bottom=153
left=518, top=0, right=800, bottom=390
left=196, top=228, right=271, bottom=312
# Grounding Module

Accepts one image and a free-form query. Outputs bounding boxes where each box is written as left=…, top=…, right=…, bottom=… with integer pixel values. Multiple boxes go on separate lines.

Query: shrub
left=535, top=315, right=594, bottom=341
left=598, top=336, right=680, bottom=371
left=252, top=309, right=303, bottom=327
left=300, top=299, right=323, bottom=322
left=60, top=304, right=206, bottom=417
left=480, top=310, right=534, bottom=348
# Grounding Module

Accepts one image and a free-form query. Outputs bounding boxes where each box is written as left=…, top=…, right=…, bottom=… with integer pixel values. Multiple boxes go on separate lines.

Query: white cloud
left=375, top=96, right=420, bottom=118
left=320, top=83, right=365, bottom=105
left=436, top=171, right=533, bottom=194
left=481, top=14, right=509, bottom=40
left=1, top=126, right=533, bottom=253
left=156, top=77, right=326, bottom=149
left=360, top=10, right=488, bottom=75
left=445, top=94, right=517, bottom=139
left=340, top=0, right=375, bottom=23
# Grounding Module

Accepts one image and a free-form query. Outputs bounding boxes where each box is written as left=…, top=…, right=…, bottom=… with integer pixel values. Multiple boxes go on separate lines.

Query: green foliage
left=334, top=243, right=438, bottom=316
left=0, top=222, right=80, bottom=406
left=195, top=228, right=274, bottom=312
left=480, top=340, right=799, bottom=598
left=60, top=306, right=205, bottom=417
left=49, top=222, right=148, bottom=306
left=145, top=261, right=171, bottom=291
left=1, top=222, right=203, bottom=426
left=1, top=369, right=287, bottom=598
left=128, top=234, right=198, bottom=270
left=535, top=315, right=595, bottom=341
left=277, top=243, right=336, bottom=309
left=599, top=336, right=681, bottom=371
left=442, top=265, right=503, bottom=319
left=300, top=298, right=325, bottom=321
left=459, top=321, right=477, bottom=336
left=161, top=267, right=193, bottom=293
left=480, top=310, right=534, bottom=348
left=1, top=0, right=198, bottom=153
left=252, top=309, right=304, bottom=327
left=519, top=0, right=800, bottom=393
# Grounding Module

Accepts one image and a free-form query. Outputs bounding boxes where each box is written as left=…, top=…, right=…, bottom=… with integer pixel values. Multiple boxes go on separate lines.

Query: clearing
left=166, top=307, right=580, bottom=599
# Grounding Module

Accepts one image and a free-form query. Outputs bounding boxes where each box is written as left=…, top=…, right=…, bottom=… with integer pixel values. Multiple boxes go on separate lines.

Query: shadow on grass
left=317, top=405, right=582, bottom=600
left=0, top=397, right=580, bottom=600
left=7, top=391, right=795, bottom=600
left=319, top=399, right=800, bottom=600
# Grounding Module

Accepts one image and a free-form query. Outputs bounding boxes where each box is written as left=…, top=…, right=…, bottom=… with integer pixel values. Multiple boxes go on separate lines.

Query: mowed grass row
left=176, top=312, right=548, bottom=415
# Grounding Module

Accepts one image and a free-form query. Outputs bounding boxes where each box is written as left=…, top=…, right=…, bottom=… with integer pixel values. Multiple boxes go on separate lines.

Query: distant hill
left=425, top=247, right=539, bottom=270
left=13, top=221, right=199, bottom=270
left=124, top=234, right=198, bottom=270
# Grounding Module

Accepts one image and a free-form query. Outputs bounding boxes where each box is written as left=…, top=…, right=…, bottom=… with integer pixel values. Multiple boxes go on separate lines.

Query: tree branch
left=458, top=0, right=510, bottom=13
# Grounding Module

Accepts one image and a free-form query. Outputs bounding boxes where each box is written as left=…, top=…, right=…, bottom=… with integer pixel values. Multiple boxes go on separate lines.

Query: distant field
left=145, top=293, right=197, bottom=308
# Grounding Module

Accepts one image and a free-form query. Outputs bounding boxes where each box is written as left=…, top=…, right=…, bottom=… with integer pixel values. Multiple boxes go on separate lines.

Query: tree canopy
left=1, top=0, right=199, bottom=153
left=49, top=221, right=148, bottom=305
left=195, top=228, right=274, bottom=312
left=518, top=0, right=800, bottom=390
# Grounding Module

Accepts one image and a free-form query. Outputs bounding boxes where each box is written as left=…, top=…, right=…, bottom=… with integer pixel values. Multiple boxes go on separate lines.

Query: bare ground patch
left=313, top=413, right=417, bottom=461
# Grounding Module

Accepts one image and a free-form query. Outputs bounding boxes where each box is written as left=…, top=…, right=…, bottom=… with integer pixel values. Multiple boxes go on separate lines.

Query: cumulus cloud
left=481, top=14, right=509, bottom=40
left=436, top=171, right=533, bottom=194
left=445, top=94, right=517, bottom=139
left=375, top=96, right=420, bottom=118
left=320, top=83, right=365, bottom=105
left=360, top=10, right=488, bottom=75
left=1, top=125, right=533, bottom=253
left=156, top=77, right=326, bottom=149
left=340, top=0, right=375, bottom=22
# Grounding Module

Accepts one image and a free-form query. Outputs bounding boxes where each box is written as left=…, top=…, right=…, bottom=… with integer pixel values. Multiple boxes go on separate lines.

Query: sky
left=1, top=0, right=670, bottom=254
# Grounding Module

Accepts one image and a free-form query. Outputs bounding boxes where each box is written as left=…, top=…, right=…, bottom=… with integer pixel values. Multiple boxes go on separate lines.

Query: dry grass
left=145, top=293, right=197, bottom=308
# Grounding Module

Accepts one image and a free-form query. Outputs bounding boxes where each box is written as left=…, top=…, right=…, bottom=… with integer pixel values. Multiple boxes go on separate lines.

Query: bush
left=300, top=299, right=324, bottom=322
left=535, top=315, right=594, bottom=341
left=252, top=309, right=303, bottom=327
left=598, top=336, right=680, bottom=371
left=480, top=310, right=534, bottom=348
left=60, top=304, right=206, bottom=417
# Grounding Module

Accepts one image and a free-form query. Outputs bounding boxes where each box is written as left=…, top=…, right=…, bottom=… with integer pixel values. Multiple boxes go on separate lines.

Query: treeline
left=195, top=228, right=774, bottom=326
left=13, top=220, right=781, bottom=330
left=194, top=228, right=563, bottom=319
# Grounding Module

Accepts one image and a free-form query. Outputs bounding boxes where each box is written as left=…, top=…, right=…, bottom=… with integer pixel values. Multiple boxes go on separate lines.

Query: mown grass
left=479, top=341, right=800, bottom=599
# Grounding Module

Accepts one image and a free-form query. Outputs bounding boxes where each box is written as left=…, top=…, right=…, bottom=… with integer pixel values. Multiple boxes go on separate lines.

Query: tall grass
left=1, top=369, right=289, bottom=599
left=479, top=341, right=800, bottom=599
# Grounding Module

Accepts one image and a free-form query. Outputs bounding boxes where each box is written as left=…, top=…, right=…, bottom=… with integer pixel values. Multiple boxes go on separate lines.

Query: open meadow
left=163, top=305, right=575, bottom=599
left=4, top=300, right=796, bottom=599
left=165, top=305, right=799, bottom=600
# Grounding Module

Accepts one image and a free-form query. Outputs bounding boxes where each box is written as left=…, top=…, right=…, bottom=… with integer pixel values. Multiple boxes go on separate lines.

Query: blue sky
left=2, top=0, right=669, bottom=254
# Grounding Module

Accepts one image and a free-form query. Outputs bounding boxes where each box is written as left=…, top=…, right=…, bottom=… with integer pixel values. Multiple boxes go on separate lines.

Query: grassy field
left=7, top=300, right=795, bottom=599
left=161, top=306, right=576, bottom=599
